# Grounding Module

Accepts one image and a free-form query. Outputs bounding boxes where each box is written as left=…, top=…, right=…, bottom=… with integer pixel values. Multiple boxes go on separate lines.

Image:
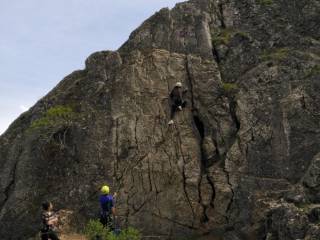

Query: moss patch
left=212, top=28, right=249, bottom=46
left=305, top=65, right=320, bottom=78
left=261, top=48, right=290, bottom=61
left=222, top=82, right=238, bottom=92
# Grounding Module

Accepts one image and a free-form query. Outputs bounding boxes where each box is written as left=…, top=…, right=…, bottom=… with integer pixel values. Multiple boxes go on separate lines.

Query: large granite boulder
left=0, top=0, right=319, bottom=239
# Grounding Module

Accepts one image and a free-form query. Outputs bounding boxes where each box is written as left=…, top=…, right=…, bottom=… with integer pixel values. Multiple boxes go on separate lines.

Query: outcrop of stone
left=0, top=0, right=319, bottom=239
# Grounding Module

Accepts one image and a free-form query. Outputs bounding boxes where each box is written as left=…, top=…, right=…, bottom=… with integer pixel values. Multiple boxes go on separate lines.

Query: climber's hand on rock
left=178, top=106, right=182, bottom=111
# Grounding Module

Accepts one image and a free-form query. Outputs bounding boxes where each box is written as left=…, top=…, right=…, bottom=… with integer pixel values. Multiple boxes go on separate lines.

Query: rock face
left=0, top=0, right=320, bottom=239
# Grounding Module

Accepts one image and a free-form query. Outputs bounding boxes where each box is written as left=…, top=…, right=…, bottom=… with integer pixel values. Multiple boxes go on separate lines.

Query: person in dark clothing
left=40, top=201, right=60, bottom=240
left=168, top=82, right=188, bottom=125
left=99, top=185, right=116, bottom=230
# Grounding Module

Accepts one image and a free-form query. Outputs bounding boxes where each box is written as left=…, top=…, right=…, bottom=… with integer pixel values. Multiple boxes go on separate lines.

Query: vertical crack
left=194, top=115, right=217, bottom=225
left=134, top=115, right=140, bottom=150
left=147, top=157, right=153, bottom=192
left=301, top=95, right=307, bottom=110
left=224, top=100, right=239, bottom=223
left=185, top=54, right=217, bottom=225
left=229, top=100, right=240, bottom=132
left=174, top=125, right=196, bottom=227
left=218, top=3, right=226, bottom=29
left=206, top=175, right=216, bottom=209
left=210, top=19, right=239, bottom=225
left=193, top=115, right=207, bottom=171
left=212, top=47, right=221, bottom=64
left=222, top=165, right=235, bottom=224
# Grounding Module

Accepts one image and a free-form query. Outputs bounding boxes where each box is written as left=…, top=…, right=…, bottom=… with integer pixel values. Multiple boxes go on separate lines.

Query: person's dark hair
left=42, top=201, right=51, bottom=211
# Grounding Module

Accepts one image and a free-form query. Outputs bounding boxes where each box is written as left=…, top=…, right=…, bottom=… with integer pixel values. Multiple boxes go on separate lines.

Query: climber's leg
left=100, top=212, right=108, bottom=227
left=170, top=104, right=178, bottom=119
left=168, top=104, right=178, bottom=125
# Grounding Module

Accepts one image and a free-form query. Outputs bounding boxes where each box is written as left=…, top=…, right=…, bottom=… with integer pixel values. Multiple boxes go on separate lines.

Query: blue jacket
left=100, top=194, right=114, bottom=213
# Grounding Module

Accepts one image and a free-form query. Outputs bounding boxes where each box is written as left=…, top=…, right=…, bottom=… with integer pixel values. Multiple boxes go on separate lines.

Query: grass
left=222, top=82, right=238, bottom=92
left=84, top=219, right=141, bottom=240
left=261, top=48, right=290, bottom=61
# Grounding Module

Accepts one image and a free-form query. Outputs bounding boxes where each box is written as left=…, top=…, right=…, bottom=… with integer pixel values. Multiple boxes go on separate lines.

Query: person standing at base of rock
left=168, top=82, right=188, bottom=125
left=40, top=201, right=60, bottom=240
left=99, top=185, right=116, bottom=230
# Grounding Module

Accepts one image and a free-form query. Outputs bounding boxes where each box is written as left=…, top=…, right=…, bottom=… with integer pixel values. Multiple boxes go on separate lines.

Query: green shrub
left=117, top=227, right=141, bottom=240
left=30, top=105, right=75, bottom=130
left=212, top=29, right=233, bottom=45
left=84, top=219, right=109, bottom=240
left=84, top=220, right=141, bottom=240
left=30, top=117, right=52, bottom=129
left=46, top=105, right=74, bottom=119
left=261, top=48, right=290, bottom=61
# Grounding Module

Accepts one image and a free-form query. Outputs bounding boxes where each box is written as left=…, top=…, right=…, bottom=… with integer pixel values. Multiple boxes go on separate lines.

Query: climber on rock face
left=40, top=201, right=60, bottom=240
left=168, top=82, right=188, bottom=125
left=99, top=185, right=116, bottom=230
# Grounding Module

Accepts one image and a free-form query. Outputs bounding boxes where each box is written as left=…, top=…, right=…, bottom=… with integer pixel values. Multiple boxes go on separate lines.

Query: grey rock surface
left=0, top=0, right=320, bottom=239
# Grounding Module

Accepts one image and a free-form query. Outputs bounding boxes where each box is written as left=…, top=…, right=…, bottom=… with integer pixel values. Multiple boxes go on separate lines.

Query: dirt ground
left=60, top=234, right=87, bottom=240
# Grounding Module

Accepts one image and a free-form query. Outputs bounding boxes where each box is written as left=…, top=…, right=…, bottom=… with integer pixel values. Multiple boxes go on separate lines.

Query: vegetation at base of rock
left=85, top=220, right=109, bottom=240
left=261, top=48, right=290, bottom=61
left=84, top=220, right=141, bottom=240
left=30, top=105, right=76, bottom=130
left=212, top=28, right=249, bottom=45
left=108, top=227, right=141, bottom=240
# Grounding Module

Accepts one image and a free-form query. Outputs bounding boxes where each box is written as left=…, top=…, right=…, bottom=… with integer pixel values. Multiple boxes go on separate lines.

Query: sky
left=0, top=0, right=182, bottom=135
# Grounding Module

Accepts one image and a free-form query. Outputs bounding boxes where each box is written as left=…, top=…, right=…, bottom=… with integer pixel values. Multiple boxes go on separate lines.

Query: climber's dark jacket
left=170, top=86, right=185, bottom=104
left=169, top=86, right=187, bottom=119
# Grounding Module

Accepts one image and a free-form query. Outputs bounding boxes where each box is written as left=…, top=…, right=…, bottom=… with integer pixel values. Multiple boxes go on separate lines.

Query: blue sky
left=0, top=0, right=182, bottom=134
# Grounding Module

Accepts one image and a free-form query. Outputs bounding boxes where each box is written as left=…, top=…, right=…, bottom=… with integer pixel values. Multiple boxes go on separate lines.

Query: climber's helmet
left=101, top=185, right=110, bottom=195
left=175, top=82, right=182, bottom=88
